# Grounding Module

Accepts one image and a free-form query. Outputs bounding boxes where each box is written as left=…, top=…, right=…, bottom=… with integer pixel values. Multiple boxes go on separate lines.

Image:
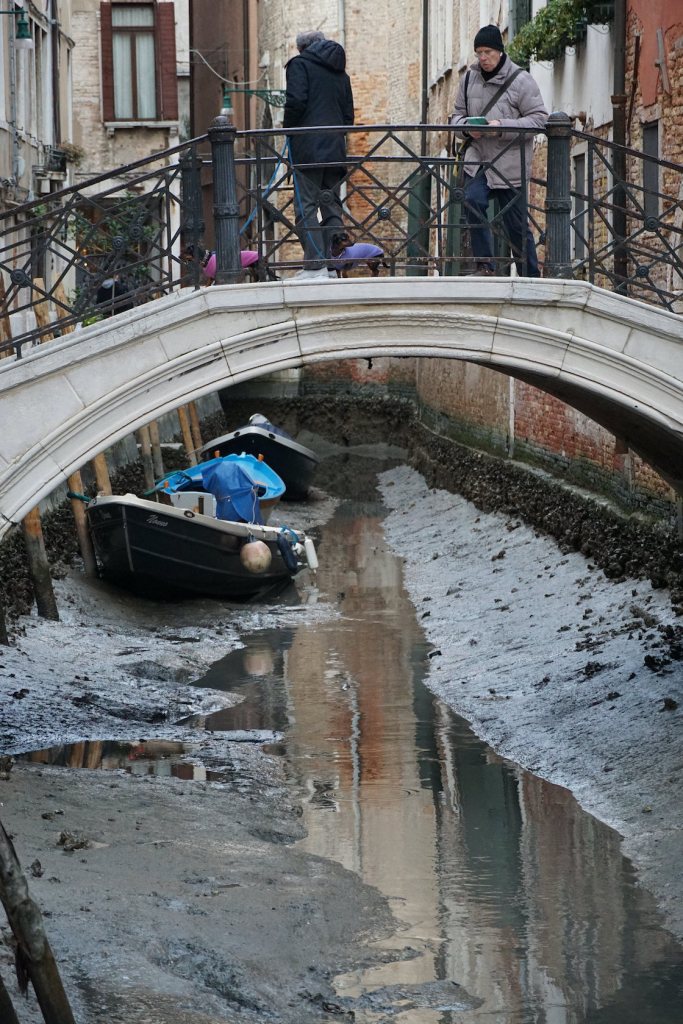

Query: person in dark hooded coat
left=283, top=30, right=354, bottom=276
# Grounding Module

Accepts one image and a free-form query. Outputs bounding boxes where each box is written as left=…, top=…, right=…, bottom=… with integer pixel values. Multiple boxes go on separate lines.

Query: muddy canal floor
left=0, top=450, right=682, bottom=1022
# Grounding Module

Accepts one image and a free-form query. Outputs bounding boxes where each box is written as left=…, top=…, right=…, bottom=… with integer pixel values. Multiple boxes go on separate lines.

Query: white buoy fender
left=240, top=539, right=272, bottom=574
left=304, top=536, right=318, bottom=570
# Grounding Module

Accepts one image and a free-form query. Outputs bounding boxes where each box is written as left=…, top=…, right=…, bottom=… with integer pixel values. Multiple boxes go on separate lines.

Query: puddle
left=15, top=739, right=235, bottom=782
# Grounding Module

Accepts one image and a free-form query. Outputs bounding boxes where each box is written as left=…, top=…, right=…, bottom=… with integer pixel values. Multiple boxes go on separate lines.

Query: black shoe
left=476, top=263, right=496, bottom=276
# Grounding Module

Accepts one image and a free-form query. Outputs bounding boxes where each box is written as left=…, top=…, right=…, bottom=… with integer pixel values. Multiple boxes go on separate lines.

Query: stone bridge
left=1, top=276, right=682, bottom=538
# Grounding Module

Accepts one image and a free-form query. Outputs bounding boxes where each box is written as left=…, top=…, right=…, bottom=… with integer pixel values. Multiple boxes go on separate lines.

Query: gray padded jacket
left=450, top=56, right=548, bottom=189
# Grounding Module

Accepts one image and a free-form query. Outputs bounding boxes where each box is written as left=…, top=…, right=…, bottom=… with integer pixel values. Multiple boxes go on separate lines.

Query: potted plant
left=508, top=0, right=613, bottom=67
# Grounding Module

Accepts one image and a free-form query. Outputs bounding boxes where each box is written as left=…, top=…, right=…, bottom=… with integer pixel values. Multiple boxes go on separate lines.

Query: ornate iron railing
left=1, top=115, right=681, bottom=359
left=0, top=138, right=209, bottom=356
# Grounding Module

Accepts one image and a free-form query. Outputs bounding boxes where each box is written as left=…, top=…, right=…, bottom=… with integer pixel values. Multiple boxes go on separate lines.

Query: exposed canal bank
left=0, top=433, right=681, bottom=1021
left=1, top=396, right=682, bottom=628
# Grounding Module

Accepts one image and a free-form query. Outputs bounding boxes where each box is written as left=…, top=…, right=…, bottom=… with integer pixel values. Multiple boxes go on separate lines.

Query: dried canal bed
left=0, top=450, right=682, bottom=1021
left=185, top=486, right=683, bottom=1021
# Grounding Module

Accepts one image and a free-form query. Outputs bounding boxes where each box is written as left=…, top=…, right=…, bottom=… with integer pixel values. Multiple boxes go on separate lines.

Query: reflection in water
left=17, top=739, right=233, bottom=782
left=190, top=627, right=293, bottom=734
left=197, top=488, right=683, bottom=1021
left=21, top=463, right=683, bottom=1019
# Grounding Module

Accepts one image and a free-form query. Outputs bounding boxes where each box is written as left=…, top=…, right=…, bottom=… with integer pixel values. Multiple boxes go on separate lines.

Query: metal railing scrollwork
left=0, top=118, right=681, bottom=360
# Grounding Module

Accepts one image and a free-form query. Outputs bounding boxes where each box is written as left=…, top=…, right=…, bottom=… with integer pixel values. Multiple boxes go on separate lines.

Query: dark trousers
left=464, top=171, right=540, bottom=277
left=292, top=168, right=344, bottom=266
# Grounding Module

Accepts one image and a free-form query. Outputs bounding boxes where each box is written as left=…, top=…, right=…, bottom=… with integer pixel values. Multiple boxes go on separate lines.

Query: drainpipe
left=337, top=0, right=345, bottom=47
left=9, top=12, right=20, bottom=182
left=420, top=0, right=429, bottom=155
left=242, top=0, right=250, bottom=132
left=612, top=0, right=627, bottom=292
left=51, top=0, right=60, bottom=144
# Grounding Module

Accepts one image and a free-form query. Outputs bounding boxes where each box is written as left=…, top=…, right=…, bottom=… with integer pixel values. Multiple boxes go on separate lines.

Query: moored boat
left=200, top=414, right=319, bottom=499
left=153, top=452, right=285, bottom=524
left=86, top=493, right=318, bottom=600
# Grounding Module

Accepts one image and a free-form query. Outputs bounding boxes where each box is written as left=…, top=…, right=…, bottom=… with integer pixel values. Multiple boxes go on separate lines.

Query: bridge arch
left=0, top=276, right=681, bottom=536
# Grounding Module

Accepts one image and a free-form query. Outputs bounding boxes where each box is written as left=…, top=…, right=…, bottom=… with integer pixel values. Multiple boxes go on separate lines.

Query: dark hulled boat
left=200, top=415, right=319, bottom=499
left=86, top=493, right=318, bottom=600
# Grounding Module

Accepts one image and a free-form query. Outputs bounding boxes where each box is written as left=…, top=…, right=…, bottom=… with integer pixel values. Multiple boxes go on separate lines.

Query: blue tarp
left=154, top=453, right=285, bottom=524
left=201, top=460, right=263, bottom=523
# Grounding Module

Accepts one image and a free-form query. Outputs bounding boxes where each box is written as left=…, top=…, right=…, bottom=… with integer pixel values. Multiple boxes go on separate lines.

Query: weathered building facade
left=69, top=0, right=187, bottom=181
left=0, top=0, right=75, bottom=211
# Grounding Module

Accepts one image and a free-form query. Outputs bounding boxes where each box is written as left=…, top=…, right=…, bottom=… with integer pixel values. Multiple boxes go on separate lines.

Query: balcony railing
left=0, top=116, right=681, bottom=359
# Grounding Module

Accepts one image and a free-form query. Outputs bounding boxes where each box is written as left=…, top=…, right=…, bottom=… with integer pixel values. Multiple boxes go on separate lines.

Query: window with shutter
left=100, top=1, right=177, bottom=123
left=428, top=0, right=453, bottom=82
left=510, top=0, right=532, bottom=38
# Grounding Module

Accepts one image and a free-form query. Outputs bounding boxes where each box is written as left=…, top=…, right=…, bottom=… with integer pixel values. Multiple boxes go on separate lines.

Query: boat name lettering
left=146, top=514, right=169, bottom=527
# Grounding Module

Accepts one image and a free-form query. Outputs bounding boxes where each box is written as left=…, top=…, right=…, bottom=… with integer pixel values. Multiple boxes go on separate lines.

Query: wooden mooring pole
left=149, top=420, right=165, bottom=479
left=0, top=819, right=76, bottom=1024
left=0, top=594, right=9, bottom=646
left=66, top=473, right=97, bottom=577
left=136, top=425, right=156, bottom=494
left=91, top=452, right=111, bottom=496
left=21, top=509, right=59, bottom=621
left=178, top=406, right=197, bottom=465
left=188, top=402, right=203, bottom=454
left=0, top=971, right=20, bottom=1024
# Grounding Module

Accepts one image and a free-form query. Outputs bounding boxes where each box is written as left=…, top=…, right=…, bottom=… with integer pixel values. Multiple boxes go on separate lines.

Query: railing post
left=611, top=92, right=628, bottom=294
left=180, top=146, right=205, bottom=253
left=544, top=111, right=573, bottom=280
left=208, top=108, right=243, bottom=284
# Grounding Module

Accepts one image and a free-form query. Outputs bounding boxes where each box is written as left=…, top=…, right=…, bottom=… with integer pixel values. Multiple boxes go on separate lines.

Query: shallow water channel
left=22, top=456, right=683, bottom=1021
left=190, top=476, right=683, bottom=1022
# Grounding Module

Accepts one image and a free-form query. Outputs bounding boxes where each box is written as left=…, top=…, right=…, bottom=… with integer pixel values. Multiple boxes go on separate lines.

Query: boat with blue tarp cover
left=85, top=453, right=318, bottom=600
left=155, top=452, right=284, bottom=524
left=200, top=414, right=319, bottom=499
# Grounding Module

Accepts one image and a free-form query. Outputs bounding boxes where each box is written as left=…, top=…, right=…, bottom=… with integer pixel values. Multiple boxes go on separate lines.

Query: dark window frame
left=100, top=1, right=178, bottom=124
left=112, top=3, right=157, bottom=121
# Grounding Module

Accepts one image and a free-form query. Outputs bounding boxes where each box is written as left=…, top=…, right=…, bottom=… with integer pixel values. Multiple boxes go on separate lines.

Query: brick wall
left=72, top=0, right=180, bottom=181
left=256, top=1, right=677, bottom=513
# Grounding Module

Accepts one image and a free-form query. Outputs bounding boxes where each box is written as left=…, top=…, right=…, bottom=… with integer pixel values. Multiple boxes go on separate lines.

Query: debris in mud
left=644, top=654, right=669, bottom=672
left=308, top=993, right=355, bottom=1018
left=582, top=661, right=609, bottom=678
left=58, top=830, right=91, bottom=852
left=340, top=979, right=482, bottom=1015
